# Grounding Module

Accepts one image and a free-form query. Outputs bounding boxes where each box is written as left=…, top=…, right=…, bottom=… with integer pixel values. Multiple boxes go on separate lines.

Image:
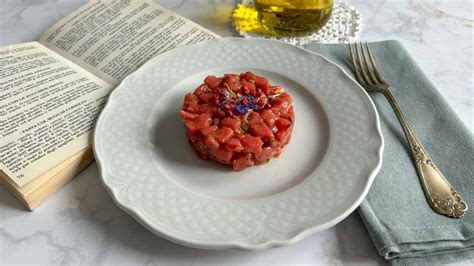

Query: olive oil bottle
left=255, top=0, right=333, bottom=36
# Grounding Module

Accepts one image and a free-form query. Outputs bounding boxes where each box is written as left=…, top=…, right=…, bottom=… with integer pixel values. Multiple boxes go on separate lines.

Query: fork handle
left=382, top=88, right=468, bottom=218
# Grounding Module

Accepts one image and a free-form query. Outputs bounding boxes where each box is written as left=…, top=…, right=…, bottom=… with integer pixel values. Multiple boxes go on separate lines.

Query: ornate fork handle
left=382, top=88, right=468, bottom=218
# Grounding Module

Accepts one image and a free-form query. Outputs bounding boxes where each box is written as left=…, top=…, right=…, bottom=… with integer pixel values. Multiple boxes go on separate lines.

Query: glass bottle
left=255, top=0, right=333, bottom=36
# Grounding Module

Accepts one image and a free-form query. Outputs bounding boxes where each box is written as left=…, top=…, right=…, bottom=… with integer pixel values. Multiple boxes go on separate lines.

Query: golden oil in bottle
left=255, top=0, right=333, bottom=36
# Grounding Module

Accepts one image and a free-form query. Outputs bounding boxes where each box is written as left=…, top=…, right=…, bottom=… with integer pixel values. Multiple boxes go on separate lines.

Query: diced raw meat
left=194, top=84, right=214, bottom=102
left=255, top=76, right=270, bottom=91
left=210, top=148, right=233, bottom=164
left=261, top=109, right=276, bottom=127
left=204, top=75, right=221, bottom=88
left=240, top=135, right=264, bottom=154
left=213, top=127, right=234, bottom=144
left=232, top=153, right=254, bottom=171
left=179, top=72, right=295, bottom=171
left=224, top=74, right=240, bottom=91
left=275, top=117, right=292, bottom=131
left=201, top=125, right=217, bottom=136
left=247, top=112, right=262, bottom=125
left=254, top=146, right=273, bottom=162
left=225, top=138, right=244, bottom=152
left=249, top=122, right=273, bottom=142
left=240, top=71, right=257, bottom=81
left=220, top=117, right=241, bottom=131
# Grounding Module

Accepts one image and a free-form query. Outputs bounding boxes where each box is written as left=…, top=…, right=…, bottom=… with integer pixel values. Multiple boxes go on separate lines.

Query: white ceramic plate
left=93, top=38, right=383, bottom=250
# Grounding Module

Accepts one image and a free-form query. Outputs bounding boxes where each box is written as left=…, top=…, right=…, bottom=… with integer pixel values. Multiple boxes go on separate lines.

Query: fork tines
left=349, top=42, right=386, bottom=88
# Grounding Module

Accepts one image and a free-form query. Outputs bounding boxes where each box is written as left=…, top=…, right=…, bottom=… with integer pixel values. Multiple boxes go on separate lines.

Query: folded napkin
left=303, top=41, right=474, bottom=265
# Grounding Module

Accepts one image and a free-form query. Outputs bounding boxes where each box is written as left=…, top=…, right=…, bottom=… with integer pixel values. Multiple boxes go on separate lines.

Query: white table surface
left=0, top=0, right=473, bottom=265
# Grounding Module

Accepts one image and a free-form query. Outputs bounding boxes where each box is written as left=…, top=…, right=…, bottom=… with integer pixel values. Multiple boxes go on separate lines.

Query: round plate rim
left=93, top=37, right=384, bottom=250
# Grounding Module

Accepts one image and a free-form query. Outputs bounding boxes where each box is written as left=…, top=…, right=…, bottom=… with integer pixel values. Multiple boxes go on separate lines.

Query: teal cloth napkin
left=303, top=40, right=474, bottom=265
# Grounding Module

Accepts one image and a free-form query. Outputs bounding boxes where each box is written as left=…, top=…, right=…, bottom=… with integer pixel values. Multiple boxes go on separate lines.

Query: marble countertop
left=0, top=0, right=472, bottom=265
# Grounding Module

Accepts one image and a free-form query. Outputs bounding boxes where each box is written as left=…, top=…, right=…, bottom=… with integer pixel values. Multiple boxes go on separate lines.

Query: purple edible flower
left=248, top=98, right=257, bottom=110
left=235, top=105, right=248, bottom=114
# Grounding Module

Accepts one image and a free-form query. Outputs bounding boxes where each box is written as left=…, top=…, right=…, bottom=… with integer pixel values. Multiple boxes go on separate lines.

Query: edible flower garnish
left=215, top=86, right=262, bottom=115
left=227, top=87, right=237, bottom=99
left=235, top=105, right=248, bottom=114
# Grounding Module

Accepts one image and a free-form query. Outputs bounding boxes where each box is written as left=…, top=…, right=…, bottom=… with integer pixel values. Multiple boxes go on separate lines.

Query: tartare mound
left=179, top=72, right=295, bottom=171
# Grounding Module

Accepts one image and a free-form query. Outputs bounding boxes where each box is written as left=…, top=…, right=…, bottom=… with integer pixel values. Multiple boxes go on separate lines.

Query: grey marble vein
left=0, top=0, right=473, bottom=265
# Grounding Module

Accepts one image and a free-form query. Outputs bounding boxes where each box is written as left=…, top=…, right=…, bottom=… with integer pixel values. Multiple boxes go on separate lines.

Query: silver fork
left=349, top=42, right=468, bottom=218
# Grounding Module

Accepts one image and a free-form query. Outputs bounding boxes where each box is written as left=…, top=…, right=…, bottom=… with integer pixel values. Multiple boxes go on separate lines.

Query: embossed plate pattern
left=93, top=38, right=383, bottom=250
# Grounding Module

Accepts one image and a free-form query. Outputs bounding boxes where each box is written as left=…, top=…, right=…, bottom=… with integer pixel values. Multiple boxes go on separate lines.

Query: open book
left=0, top=0, right=218, bottom=210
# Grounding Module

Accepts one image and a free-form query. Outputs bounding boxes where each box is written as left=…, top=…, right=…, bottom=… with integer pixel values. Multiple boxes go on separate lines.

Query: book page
left=38, top=0, right=219, bottom=85
left=0, top=42, right=112, bottom=187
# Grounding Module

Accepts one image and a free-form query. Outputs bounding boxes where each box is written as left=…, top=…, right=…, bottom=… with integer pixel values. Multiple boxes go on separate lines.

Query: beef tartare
left=179, top=72, right=295, bottom=171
